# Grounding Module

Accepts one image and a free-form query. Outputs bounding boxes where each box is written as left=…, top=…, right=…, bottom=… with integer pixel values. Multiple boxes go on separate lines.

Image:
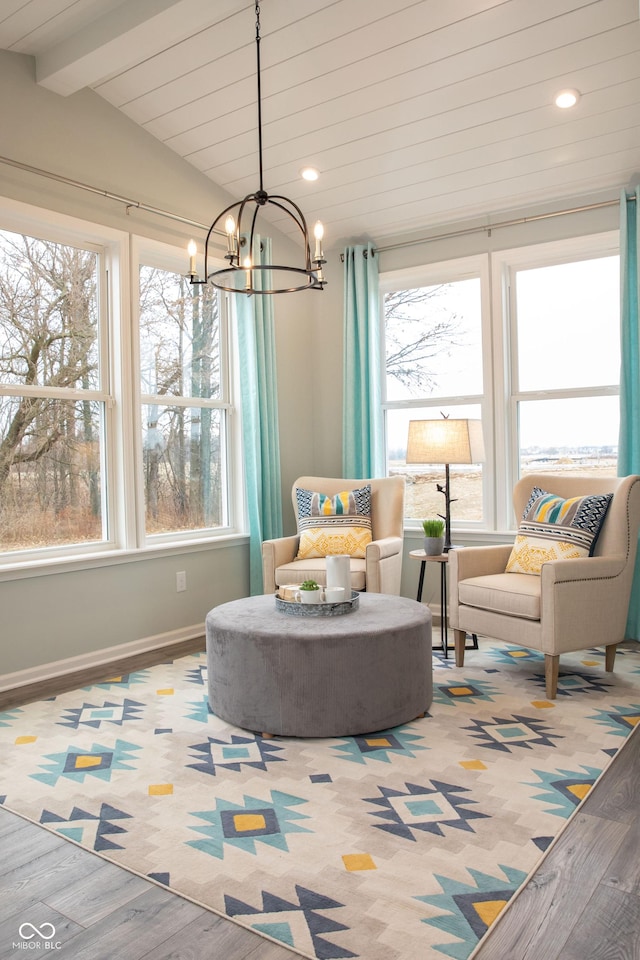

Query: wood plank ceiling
left=1, top=0, right=639, bottom=248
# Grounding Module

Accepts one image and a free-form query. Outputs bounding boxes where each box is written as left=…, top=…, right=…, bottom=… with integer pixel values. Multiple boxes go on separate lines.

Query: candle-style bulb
left=243, top=255, right=252, bottom=292
left=187, top=239, right=197, bottom=277
left=313, top=220, right=324, bottom=261
left=224, top=215, right=237, bottom=259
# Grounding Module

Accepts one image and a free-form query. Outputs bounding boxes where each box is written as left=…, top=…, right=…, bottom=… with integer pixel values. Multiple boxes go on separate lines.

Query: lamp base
left=437, top=463, right=455, bottom=553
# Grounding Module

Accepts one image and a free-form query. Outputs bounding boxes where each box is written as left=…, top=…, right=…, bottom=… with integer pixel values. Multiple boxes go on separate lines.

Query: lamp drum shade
left=406, top=419, right=485, bottom=465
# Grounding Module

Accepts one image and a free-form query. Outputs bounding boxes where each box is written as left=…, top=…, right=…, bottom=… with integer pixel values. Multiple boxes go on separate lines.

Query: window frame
left=491, top=231, right=620, bottom=530
left=380, top=232, right=620, bottom=537
left=0, top=198, right=244, bottom=576
left=0, top=199, right=126, bottom=565
left=132, top=237, right=240, bottom=547
left=380, top=254, right=494, bottom=535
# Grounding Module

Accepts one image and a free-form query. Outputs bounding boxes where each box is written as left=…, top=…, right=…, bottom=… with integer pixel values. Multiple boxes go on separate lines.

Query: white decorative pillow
left=506, top=487, right=612, bottom=576
left=295, top=485, right=372, bottom=559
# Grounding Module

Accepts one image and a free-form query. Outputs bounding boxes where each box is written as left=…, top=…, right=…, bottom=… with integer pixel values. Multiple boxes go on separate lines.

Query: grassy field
left=393, top=459, right=618, bottom=522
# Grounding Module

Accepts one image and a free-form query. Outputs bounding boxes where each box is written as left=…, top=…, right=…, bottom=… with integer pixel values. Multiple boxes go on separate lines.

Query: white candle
left=326, top=555, right=351, bottom=596
left=187, top=239, right=197, bottom=276
left=313, top=220, right=324, bottom=261
left=225, top=215, right=237, bottom=257
left=243, top=255, right=252, bottom=291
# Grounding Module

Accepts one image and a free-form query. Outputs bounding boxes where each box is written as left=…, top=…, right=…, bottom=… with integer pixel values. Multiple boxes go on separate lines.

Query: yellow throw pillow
left=297, top=525, right=372, bottom=560
left=506, top=487, right=612, bottom=576
left=506, top=534, right=586, bottom=574
left=295, top=485, right=372, bottom=559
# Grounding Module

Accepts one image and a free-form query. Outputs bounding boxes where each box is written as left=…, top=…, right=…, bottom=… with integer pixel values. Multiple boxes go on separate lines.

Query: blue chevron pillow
left=506, top=487, right=613, bottom=575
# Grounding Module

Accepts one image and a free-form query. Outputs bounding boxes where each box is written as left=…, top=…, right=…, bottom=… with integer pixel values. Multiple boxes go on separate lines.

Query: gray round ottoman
left=206, top=593, right=432, bottom=737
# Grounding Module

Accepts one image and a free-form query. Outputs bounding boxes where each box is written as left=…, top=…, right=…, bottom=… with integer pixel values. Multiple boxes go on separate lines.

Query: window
left=381, top=256, right=489, bottom=528
left=381, top=234, right=620, bottom=532
left=0, top=226, right=109, bottom=554
left=138, top=263, right=230, bottom=539
left=507, top=252, right=619, bottom=483
left=0, top=202, right=239, bottom=566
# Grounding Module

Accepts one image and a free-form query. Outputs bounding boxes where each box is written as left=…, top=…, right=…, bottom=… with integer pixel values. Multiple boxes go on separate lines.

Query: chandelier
left=187, top=1, right=326, bottom=295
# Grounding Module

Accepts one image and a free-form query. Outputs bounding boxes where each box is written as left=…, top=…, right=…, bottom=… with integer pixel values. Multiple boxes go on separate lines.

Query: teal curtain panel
left=342, top=243, right=384, bottom=478
left=235, top=236, right=283, bottom=594
left=618, top=187, right=640, bottom=639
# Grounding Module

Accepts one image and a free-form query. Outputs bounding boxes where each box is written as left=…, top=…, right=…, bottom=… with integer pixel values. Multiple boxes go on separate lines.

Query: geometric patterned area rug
left=1, top=640, right=639, bottom=960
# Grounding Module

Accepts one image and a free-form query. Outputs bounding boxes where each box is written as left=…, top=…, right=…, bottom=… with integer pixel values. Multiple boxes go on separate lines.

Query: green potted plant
left=296, top=579, right=323, bottom=604
left=422, top=518, right=445, bottom=556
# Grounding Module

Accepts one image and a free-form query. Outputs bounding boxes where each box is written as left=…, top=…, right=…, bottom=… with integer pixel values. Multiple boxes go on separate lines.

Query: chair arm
left=449, top=544, right=514, bottom=582
left=261, top=535, right=300, bottom=594
left=366, top=536, right=403, bottom=562
left=541, top=554, right=627, bottom=585
left=540, top=554, right=631, bottom=651
left=366, top=536, right=404, bottom=593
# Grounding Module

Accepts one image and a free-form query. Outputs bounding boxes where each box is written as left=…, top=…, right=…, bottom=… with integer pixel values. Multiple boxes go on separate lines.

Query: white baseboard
left=0, top=623, right=205, bottom=694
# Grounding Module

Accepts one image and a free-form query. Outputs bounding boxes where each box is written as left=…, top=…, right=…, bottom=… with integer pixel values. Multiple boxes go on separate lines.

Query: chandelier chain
left=186, top=0, right=326, bottom=294
left=254, top=0, right=264, bottom=194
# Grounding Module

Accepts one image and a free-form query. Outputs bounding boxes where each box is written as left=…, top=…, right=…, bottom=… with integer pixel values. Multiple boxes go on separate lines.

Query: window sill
left=404, top=527, right=515, bottom=547
left=0, top=533, right=250, bottom=582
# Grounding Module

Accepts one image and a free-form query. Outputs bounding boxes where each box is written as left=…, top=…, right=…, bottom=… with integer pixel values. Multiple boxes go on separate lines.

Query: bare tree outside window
left=384, top=285, right=464, bottom=397
left=139, top=266, right=226, bottom=535
left=0, top=230, right=104, bottom=552
left=383, top=279, right=484, bottom=521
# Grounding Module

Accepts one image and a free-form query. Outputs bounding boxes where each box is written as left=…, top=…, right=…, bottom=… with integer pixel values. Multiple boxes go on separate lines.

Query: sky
left=384, top=256, right=620, bottom=456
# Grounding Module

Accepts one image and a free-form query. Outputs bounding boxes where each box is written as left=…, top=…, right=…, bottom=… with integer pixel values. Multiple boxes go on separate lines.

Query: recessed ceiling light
left=555, top=89, right=580, bottom=109
left=301, top=167, right=319, bottom=181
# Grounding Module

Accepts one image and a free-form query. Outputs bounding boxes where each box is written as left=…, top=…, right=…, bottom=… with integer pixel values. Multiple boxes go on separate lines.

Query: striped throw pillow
left=506, top=487, right=612, bottom=575
left=295, top=486, right=372, bottom=559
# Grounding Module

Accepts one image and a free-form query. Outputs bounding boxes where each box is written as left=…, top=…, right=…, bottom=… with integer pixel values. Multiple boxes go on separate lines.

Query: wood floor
left=473, top=719, right=640, bottom=960
left=1, top=666, right=639, bottom=959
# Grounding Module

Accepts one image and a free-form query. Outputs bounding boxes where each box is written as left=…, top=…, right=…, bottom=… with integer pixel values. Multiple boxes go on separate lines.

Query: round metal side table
left=409, top=549, right=479, bottom=658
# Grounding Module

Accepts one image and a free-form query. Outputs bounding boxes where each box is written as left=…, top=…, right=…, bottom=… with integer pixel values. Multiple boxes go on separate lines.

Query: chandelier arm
left=267, top=197, right=312, bottom=267
left=235, top=195, right=252, bottom=252
left=268, top=197, right=307, bottom=234
left=247, top=202, right=261, bottom=268
left=204, top=201, right=241, bottom=271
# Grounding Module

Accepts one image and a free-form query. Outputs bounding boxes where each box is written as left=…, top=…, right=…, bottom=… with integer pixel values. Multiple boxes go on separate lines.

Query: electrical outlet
left=176, top=571, right=187, bottom=592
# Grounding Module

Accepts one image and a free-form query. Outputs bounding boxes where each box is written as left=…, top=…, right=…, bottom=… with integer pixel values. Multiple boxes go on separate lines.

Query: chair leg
left=605, top=643, right=617, bottom=672
left=453, top=630, right=466, bottom=667
left=545, top=654, right=559, bottom=699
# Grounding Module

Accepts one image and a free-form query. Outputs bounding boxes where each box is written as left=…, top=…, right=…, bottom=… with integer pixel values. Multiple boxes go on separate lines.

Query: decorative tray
left=275, top=591, right=359, bottom=618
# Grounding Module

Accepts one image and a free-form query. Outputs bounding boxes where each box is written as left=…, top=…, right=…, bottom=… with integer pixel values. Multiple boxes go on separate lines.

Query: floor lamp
left=406, top=418, right=485, bottom=551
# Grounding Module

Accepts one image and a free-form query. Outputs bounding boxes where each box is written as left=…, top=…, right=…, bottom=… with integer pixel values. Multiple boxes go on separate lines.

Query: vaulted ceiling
left=1, top=0, right=639, bottom=247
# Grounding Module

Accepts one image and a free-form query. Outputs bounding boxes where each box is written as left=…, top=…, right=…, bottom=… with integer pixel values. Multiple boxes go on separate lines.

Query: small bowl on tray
left=275, top=590, right=359, bottom=617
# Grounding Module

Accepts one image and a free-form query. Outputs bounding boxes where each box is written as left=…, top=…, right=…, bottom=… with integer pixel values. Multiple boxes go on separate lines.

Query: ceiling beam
left=35, top=0, right=239, bottom=96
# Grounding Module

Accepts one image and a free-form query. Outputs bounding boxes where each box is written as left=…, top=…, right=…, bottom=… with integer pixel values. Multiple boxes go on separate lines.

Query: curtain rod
left=341, top=194, right=633, bottom=260
left=0, top=154, right=632, bottom=255
left=0, top=154, right=218, bottom=233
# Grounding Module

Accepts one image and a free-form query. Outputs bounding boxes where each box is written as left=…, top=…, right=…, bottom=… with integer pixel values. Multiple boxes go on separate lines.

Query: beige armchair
left=449, top=474, right=640, bottom=698
left=262, top=475, right=405, bottom=595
